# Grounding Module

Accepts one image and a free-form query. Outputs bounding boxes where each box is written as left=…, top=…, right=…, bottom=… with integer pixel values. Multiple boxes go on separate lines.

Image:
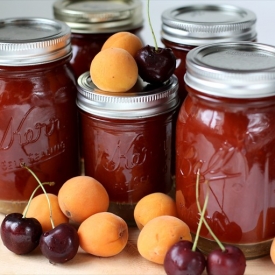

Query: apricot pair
left=90, top=32, right=143, bottom=93
left=25, top=175, right=128, bottom=257
left=134, top=192, right=191, bottom=265
left=59, top=176, right=129, bottom=257
left=25, top=176, right=109, bottom=230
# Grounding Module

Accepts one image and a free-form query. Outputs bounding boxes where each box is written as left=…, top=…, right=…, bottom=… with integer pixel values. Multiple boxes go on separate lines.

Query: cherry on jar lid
left=77, top=72, right=179, bottom=119
left=53, top=0, right=143, bottom=33
left=161, top=4, right=257, bottom=46
left=0, top=17, right=71, bottom=66
left=185, top=42, right=275, bottom=99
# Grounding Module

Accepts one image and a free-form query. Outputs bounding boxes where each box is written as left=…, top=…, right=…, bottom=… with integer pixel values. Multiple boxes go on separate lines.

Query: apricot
left=134, top=192, right=177, bottom=230
left=58, top=176, right=109, bottom=224
left=137, top=215, right=192, bottom=264
left=90, top=47, right=138, bottom=92
left=101, top=32, right=143, bottom=57
left=270, top=237, right=275, bottom=264
left=78, top=212, right=128, bottom=257
left=25, top=193, right=69, bottom=232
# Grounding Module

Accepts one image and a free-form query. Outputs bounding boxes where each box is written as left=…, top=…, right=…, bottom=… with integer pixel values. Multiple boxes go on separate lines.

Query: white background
left=0, top=0, right=275, bottom=47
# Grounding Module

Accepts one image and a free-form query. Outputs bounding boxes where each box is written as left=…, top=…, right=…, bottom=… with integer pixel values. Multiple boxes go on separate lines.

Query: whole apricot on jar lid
left=101, top=32, right=143, bottom=57
left=90, top=47, right=138, bottom=93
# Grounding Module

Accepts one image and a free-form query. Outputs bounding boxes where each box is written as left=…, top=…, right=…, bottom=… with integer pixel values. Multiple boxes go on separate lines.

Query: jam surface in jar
left=53, top=0, right=143, bottom=78
left=77, top=73, right=179, bottom=224
left=161, top=4, right=257, bottom=103
left=0, top=18, right=80, bottom=214
left=176, top=42, right=275, bottom=258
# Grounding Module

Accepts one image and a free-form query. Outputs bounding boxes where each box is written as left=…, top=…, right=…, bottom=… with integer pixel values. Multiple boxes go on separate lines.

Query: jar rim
left=53, top=0, right=143, bottom=33
left=185, top=42, right=275, bottom=98
left=0, top=17, right=71, bottom=66
left=77, top=72, right=179, bottom=119
left=161, top=4, right=257, bottom=46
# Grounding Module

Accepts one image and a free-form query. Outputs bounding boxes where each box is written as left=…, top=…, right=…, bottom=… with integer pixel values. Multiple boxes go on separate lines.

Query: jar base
left=193, top=234, right=272, bottom=259
left=0, top=200, right=28, bottom=215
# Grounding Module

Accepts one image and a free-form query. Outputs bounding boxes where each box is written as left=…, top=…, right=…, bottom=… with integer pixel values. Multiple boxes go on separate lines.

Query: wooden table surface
left=0, top=213, right=275, bottom=275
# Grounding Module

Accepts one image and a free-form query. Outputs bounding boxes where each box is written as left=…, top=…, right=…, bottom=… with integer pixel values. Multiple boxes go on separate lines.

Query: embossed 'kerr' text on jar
left=161, top=4, right=257, bottom=103
left=53, top=0, right=143, bottom=79
left=176, top=42, right=275, bottom=259
left=77, top=72, right=179, bottom=225
left=0, top=18, right=80, bottom=214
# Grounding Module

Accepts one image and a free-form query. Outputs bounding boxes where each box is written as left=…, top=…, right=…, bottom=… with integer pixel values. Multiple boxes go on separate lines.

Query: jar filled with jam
left=53, top=0, right=143, bottom=79
left=161, top=4, right=257, bottom=103
left=77, top=72, right=179, bottom=224
left=176, top=42, right=275, bottom=258
left=0, top=18, right=80, bottom=214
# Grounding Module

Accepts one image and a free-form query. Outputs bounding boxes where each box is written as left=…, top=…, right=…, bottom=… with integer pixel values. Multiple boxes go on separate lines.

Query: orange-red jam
left=0, top=18, right=80, bottom=214
left=176, top=42, right=275, bottom=258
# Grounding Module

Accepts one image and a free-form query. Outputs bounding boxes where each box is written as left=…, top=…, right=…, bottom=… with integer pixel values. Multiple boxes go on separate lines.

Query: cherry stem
left=192, top=174, right=209, bottom=252
left=195, top=170, right=225, bottom=251
left=22, top=181, right=55, bottom=218
left=21, top=162, right=55, bottom=229
left=147, top=0, right=158, bottom=51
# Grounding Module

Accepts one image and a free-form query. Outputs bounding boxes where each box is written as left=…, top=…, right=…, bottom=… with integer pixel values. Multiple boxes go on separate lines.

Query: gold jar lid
left=53, top=0, right=143, bottom=33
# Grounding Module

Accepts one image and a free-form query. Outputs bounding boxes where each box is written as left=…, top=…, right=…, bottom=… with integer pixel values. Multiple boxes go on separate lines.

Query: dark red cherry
left=164, top=240, right=206, bottom=275
left=39, top=223, right=79, bottom=264
left=1, top=213, right=42, bottom=255
left=135, top=45, right=176, bottom=85
left=206, top=245, right=246, bottom=275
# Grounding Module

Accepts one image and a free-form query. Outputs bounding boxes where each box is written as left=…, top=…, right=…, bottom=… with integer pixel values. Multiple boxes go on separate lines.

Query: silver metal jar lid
left=0, top=17, right=71, bottom=66
left=161, top=4, right=257, bottom=46
left=77, top=72, right=179, bottom=119
left=184, top=42, right=275, bottom=99
left=53, top=0, right=143, bottom=33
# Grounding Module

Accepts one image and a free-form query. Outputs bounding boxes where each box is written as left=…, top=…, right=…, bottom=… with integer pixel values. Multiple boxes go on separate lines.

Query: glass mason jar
left=0, top=18, right=80, bottom=214
left=176, top=42, right=275, bottom=259
left=161, top=4, right=257, bottom=104
left=53, top=0, right=144, bottom=79
left=77, top=72, right=179, bottom=225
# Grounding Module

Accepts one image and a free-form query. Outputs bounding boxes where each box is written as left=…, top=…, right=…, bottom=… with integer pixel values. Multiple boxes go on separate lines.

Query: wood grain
left=0, top=213, right=275, bottom=275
